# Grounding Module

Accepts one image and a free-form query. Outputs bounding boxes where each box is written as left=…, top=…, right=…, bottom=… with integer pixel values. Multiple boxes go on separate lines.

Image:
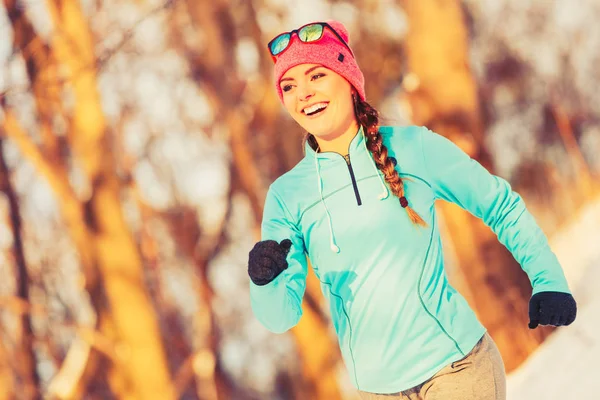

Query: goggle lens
left=298, top=23, right=324, bottom=42
left=270, top=34, right=291, bottom=56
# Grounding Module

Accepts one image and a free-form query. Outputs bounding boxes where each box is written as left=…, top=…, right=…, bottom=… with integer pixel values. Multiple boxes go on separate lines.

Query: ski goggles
left=267, top=22, right=354, bottom=62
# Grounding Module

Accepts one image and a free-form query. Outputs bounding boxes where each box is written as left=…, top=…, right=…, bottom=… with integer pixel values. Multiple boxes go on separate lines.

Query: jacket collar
left=304, top=125, right=365, bottom=160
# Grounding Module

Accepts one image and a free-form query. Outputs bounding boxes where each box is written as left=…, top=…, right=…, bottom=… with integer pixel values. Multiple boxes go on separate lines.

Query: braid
left=354, top=96, right=428, bottom=228
left=303, top=132, right=319, bottom=153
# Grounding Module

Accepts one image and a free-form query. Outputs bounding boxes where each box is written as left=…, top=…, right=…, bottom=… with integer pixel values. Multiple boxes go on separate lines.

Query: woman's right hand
left=248, top=239, right=293, bottom=286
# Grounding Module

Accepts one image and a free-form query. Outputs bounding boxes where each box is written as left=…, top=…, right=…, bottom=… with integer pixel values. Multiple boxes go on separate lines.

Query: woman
left=247, top=20, right=577, bottom=400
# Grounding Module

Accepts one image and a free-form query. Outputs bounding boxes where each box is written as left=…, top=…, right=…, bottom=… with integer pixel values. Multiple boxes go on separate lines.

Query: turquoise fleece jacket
left=249, top=125, right=571, bottom=393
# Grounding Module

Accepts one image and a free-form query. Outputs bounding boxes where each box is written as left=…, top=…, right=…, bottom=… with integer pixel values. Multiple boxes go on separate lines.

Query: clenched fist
left=248, top=239, right=293, bottom=286
left=528, top=291, right=577, bottom=329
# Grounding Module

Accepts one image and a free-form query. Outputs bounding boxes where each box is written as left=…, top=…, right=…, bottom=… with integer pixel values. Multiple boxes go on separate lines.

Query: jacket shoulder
left=266, top=157, right=313, bottom=218
left=270, top=156, right=312, bottom=191
left=379, top=125, right=426, bottom=160
left=379, top=124, right=423, bottom=143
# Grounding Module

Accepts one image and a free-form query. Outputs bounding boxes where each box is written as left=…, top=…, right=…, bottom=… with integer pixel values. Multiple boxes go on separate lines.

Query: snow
left=506, top=196, right=600, bottom=400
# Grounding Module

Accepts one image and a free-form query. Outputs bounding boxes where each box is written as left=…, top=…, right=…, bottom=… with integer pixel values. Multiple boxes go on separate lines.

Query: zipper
left=343, top=154, right=362, bottom=206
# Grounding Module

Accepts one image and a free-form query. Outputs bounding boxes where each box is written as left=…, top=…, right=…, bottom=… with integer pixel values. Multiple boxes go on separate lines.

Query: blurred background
left=0, top=0, right=599, bottom=399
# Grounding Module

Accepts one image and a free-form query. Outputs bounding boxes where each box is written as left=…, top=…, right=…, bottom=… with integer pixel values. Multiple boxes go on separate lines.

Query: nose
left=297, top=84, right=314, bottom=102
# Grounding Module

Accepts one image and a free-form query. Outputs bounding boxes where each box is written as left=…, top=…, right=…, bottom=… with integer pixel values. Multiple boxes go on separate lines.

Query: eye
left=311, top=72, right=325, bottom=81
left=282, top=84, right=293, bottom=92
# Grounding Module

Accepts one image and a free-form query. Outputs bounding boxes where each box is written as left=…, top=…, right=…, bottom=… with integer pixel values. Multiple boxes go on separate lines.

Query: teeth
left=304, top=102, right=328, bottom=114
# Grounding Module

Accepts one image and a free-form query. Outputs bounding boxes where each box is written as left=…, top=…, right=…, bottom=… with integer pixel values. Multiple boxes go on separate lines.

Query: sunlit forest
left=0, top=0, right=599, bottom=399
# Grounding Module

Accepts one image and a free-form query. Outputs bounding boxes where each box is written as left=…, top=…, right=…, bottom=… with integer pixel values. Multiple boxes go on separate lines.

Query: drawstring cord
left=314, top=149, right=340, bottom=253
left=314, top=129, right=390, bottom=253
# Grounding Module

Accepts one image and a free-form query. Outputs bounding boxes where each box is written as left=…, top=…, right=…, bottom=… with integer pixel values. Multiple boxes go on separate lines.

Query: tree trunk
left=399, top=0, right=553, bottom=372
left=42, top=0, right=177, bottom=398
left=0, top=333, right=15, bottom=400
left=2, top=0, right=99, bottom=286
left=160, top=205, right=229, bottom=400
left=3, top=1, right=116, bottom=396
left=1, top=107, right=116, bottom=400
left=0, top=138, right=40, bottom=399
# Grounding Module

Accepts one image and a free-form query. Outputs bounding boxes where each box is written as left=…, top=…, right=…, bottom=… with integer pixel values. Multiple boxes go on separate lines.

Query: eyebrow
left=279, top=65, right=323, bottom=84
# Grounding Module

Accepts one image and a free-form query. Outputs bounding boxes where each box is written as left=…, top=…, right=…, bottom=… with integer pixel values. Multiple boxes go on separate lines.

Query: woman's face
left=279, top=63, right=356, bottom=141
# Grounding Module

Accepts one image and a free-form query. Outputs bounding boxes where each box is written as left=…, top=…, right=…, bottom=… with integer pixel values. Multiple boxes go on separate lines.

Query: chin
left=306, top=123, right=336, bottom=138
left=310, top=130, right=336, bottom=141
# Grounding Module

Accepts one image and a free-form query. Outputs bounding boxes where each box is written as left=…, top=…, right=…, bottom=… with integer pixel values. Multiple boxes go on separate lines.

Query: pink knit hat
left=272, top=20, right=366, bottom=103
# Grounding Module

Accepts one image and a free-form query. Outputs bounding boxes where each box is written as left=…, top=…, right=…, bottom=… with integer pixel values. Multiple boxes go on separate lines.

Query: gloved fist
left=248, top=239, right=293, bottom=286
left=528, top=291, right=577, bottom=329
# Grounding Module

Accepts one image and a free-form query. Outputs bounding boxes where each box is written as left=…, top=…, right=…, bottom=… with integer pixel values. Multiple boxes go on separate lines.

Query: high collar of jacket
left=304, top=125, right=366, bottom=161
left=302, top=124, right=389, bottom=254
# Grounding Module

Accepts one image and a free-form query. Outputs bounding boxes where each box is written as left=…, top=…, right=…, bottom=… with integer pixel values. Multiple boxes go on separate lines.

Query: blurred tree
left=114, top=122, right=203, bottom=400
left=2, top=0, right=108, bottom=395
left=161, top=204, right=231, bottom=399
left=0, top=335, right=14, bottom=400
left=43, top=0, right=176, bottom=397
left=2, top=0, right=178, bottom=398
left=0, top=135, right=39, bottom=399
left=471, top=10, right=600, bottom=234
left=398, top=0, right=554, bottom=371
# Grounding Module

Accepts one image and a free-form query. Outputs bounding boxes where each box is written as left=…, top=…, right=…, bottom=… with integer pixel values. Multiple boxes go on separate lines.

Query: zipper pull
left=343, top=154, right=351, bottom=165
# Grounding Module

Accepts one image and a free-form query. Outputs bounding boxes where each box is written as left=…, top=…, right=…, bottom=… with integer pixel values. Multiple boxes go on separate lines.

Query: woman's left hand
left=528, top=291, right=577, bottom=329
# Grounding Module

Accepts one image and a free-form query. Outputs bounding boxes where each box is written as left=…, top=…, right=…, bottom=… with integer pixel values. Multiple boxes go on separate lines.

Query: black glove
left=248, top=239, right=292, bottom=286
left=528, top=291, right=577, bottom=329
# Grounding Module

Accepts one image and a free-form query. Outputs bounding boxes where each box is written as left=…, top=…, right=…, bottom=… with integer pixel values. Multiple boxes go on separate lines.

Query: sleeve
left=249, top=185, right=309, bottom=333
left=419, top=127, right=571, bottom=295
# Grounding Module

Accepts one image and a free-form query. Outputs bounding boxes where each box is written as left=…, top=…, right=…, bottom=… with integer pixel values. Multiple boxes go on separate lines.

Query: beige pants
left=358, top=333, right=506, bottom=400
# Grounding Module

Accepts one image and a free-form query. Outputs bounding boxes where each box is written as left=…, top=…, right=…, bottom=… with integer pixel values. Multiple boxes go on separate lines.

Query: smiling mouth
left=302, top=102, right=329, bottom=116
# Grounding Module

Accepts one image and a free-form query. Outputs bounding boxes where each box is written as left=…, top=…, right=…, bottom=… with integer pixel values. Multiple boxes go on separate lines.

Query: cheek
left=282, top=97, right=296, bottom=114
left=329, top=85, right=354, bottom=115
left=283, top=99, right=307, bottom=125
left=335, top=96, right=354, bottom=119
